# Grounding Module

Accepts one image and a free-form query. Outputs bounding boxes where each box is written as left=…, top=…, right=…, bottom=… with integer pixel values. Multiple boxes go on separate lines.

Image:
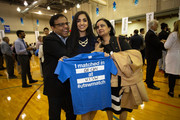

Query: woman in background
left=164, top=20, right=180, bottom=97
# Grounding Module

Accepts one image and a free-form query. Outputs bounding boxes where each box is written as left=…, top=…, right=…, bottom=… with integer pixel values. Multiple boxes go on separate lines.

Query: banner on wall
left=146, top=12, right=154, bottom=31
left=0, top=17, right=5, bottom=24
left=110, top=20, right=115, bottom=29
left=121, top=17, right=128, bottom=35
left=35, top=31, right=39, bottom=42
left=4, top=25, right=10, bottom=33
left=37, top=19, right=39, bottom=26
left=20, top=18, right=24, bottom=25
left=0, top=30, right=5, bottom=42
left=96, top=7, right=99, bottom=16
left=113, top=1, right=116, bottom=11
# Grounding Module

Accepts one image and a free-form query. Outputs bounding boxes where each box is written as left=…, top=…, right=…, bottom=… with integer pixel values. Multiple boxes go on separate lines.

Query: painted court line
left=0, top=84, right=43, bottom=90
left=149, top=99, right=180, bottom=109
left=16, top=84, right=43, bottom=120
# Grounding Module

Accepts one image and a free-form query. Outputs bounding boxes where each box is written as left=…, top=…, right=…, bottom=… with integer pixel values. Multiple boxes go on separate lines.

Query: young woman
left=94, top=18, right=132, bottom=120
left=164, top=20, right=180, bottom=97
left=66, top=11, right=99, bottom=120
left=67, top=11, right=99, bottom=57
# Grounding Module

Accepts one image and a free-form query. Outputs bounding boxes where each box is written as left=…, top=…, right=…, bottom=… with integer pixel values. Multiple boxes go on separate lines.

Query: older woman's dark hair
left=95, top=18, right=115, bottom=36
left=67, top=11, right=95, bottom=55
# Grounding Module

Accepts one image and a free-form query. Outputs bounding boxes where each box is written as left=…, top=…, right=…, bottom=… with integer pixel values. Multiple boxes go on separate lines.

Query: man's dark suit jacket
left=129, top=34, right=143, bottom=50
left=43, top=32, right=70, bottom=97
left=145, top=29, right=164, bottom=60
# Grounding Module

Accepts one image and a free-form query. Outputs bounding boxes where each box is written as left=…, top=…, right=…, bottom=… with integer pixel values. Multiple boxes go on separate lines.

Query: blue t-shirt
left=54, top=52, right=117, bottom=115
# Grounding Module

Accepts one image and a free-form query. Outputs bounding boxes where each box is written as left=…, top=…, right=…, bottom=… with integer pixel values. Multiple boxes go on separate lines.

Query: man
left=158, top=23, right=169, bottom=77
left=1, top=37, right=17, bottom=79
left=129, top=29, right=143, bottom=50
left=43, top=14, right=76, bottom=120
left=15, top=30, right=38, bottom=88
left=145, top=20, right=165, bottom=90
left=38, top=27, right=50, bottom=77
left=0, top=39, right=6, bottom=70
left=140, top=28, right=146, bottom=65
left=43, top=27, right=50, bottom=36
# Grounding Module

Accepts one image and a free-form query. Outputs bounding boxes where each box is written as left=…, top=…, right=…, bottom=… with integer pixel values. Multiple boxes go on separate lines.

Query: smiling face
left=95, top=20, right=111, bottom=37
left=51, top=16, right=69, bottom=38
left=77, top=14, right=88, bottom=34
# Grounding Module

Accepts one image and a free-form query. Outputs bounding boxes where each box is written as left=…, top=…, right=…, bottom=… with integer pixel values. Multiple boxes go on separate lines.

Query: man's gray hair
left=148, top=19, right=159, bottom=29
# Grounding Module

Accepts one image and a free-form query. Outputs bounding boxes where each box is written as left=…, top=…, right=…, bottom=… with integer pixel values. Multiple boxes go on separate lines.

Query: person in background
left=145, top=20, right=165, bottom=90
left=164, top=20, right=180, bottom=97
left=43, top=14, right=76, bottom=120
left=38, top=38, right=44, bottom=77
left=15, top=30, right=38, bottom=88
left=140, top=28, right=146, bottom=65
left=95, top=18, right=132, bottom=120
left=38, top=27, right=50, bottom=77
left=0, top=39, right=6, bottom=70
left=43, top=27, right=50, bottom=36
left=158, top=23, right=169, bottom=77
left=67, top=11, right=98, bottom=120
left=1, top=37, right=17, bottom=79
left=36, top=36, right=43, bottom=50
left=129, top=29, right=143, bottom=50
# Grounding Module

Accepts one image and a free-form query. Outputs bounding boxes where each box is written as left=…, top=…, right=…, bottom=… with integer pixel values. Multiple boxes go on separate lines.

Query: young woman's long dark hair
left=67, top=11, right=95, bottom=56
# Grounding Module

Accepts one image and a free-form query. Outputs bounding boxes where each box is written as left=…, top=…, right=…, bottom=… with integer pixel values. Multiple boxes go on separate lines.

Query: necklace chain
left=79, top=38, right=88, bottom=47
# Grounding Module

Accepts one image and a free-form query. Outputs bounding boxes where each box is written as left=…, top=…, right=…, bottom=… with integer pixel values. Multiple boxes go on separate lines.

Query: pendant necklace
left=79, top=38, right=88, bottom=47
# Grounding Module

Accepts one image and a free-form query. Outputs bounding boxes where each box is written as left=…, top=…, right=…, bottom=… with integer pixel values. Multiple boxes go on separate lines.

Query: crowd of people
left=0, top=11, right=179, bottom=120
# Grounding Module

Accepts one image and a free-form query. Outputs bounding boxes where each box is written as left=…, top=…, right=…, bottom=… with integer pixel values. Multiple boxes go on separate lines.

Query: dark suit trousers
left=47, top=92, right=76, bottom=120
left=4, top=55, right=14, bottom=76
left=0, top=55, right=4, bottom=68
left=168, top=74, right=178, bottom=93
left=146, top=59, right=158, bottom=86
left=17, top=55, right=32, bottom=86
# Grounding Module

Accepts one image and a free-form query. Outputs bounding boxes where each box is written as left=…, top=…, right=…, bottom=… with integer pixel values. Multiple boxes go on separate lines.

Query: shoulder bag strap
left=116, top=37, right=122, bottom=51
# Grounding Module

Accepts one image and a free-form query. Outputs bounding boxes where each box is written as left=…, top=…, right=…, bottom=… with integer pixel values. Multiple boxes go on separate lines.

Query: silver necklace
left=79, top=38, right=88, bottom=47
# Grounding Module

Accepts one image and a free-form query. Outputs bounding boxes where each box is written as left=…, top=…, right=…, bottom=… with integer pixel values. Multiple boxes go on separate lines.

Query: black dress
left=68, top=35, right=96, bottom=57
left=102, top=36, right=132, bottom=114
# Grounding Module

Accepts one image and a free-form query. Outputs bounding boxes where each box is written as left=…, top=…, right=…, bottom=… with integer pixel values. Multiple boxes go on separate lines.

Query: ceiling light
left=17, top=7, right=21, bottom=12
left=24, top=0, right=28, bottom=6
left=64, top=9, right=67, bottom=13
left=76, top=4, right=80, bottom=8
left=128, top=21, right=132, bottom=23
left=38, top=11, right=42, bottom=14
left=47, top=6, right=50, bottom=10
left=32, top=1, right=38, bottom=5
left=34, top=11, right=42, bottom=15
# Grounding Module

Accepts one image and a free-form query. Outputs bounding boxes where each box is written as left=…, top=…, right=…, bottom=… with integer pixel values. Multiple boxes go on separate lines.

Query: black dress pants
left=17, top=55, right=33, bottom=86
left=146, top=59, right=158, bottom=87
left=47, top=93, right=76, bottom=120
left=168, top=74, right=178, bottom=93
left=4, top=55, right=14, bottom=76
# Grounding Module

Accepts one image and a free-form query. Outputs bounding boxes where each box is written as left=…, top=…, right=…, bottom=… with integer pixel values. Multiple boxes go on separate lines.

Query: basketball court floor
left=0, top=55, right=179, bottom=120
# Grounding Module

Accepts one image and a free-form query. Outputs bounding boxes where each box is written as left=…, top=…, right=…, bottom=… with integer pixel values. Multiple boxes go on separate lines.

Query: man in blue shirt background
left=15, top=30, right=38, bottom=88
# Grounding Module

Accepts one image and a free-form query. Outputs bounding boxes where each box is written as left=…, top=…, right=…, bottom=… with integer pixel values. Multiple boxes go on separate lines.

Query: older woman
left=94, top=18, right=132, bottom=120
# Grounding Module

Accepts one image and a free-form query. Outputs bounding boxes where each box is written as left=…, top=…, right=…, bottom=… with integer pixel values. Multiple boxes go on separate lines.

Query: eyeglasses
left=94, top=24, right=106, bottom=30
left=54, top=22, right=70, bottom=27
